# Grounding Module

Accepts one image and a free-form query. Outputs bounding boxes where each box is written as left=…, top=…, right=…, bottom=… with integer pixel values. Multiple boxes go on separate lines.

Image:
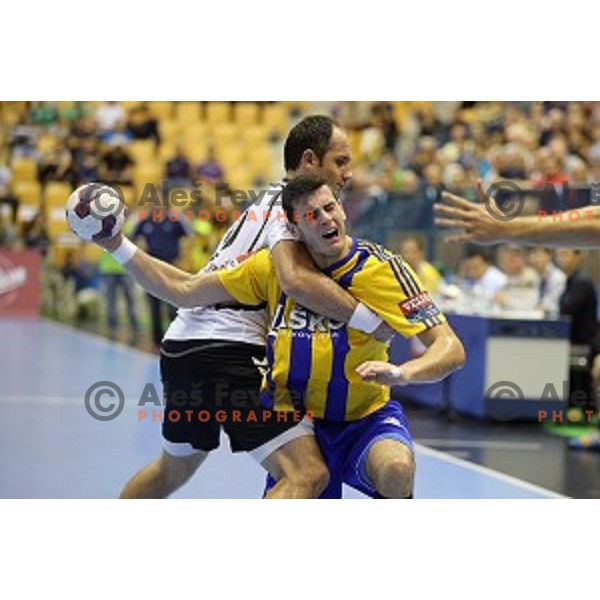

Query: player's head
left=282, top=175, right=349, bottom=265
left=284, top=115, right=352, bottom=193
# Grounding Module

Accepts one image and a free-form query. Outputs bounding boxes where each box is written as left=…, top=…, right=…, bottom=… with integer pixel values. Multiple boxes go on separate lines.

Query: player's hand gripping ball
left=65, top=183, right=125, bottom=241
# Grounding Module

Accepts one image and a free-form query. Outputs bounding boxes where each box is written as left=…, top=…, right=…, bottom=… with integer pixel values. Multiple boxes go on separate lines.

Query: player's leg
left=260, top=427, right=330, bottom=499
left=120, top=340, right=222, bottom=498
left=365, top=439, right=414, bottom=499
left=340, top=401, right=415, bottom=499
left=120, top=448, right=208, bottom=498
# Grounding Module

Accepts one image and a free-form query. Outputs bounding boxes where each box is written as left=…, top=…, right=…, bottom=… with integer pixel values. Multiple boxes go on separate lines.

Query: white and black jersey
left=164, top=181, right=292, bottom=346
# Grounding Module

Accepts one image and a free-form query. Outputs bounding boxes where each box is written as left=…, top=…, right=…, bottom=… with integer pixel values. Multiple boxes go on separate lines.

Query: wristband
left=390, top=366, right=403, bottom=381
left=110, top=238, right=137, bottom=265
left=348, top=303, right=382, bottom=334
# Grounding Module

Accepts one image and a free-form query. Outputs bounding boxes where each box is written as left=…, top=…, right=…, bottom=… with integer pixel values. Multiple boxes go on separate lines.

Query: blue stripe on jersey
left=337, top=249, right=370, bottom=290
left=324, top=329, right=350, bottom=421
left=288, top=334, right=312, bottom=409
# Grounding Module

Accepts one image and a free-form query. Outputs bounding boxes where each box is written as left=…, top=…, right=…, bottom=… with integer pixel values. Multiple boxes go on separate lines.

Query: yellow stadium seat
left=45, top=182, right=73, bottom=207
left=229, top=164, right=253, bottom=191
left=11, top=180, right=42, bottom=205
left=121, top=101, right=142, bottom=113
left=210, top=123, right=240, bottom=148
left=47, top=209, right=72, bottom=242
left=181, top=123, right=210, bottom=145
left=206, top=102, right=231, bottom=125
left=263, top=103, right=289, bottom=136
left=184, top=140, right=210, bottom=165
left=148, top=101, right=173, bottom=121
left=159, top=120, right=180, bottom=146
left=176, top=102, right=202, bottom=124
left=240, top=124, right=269, bottom=149
left=159, top=142, right=178, bottom=165
left=217, top=146, right=244, bottom=172
left=128, top=140, right=156, bottom=164
left=247, top=149, right=274, bottom=178
left=37, top=133, right=59, bottom=154
left=134, top=162, right=163, bottom=198
left=11, top=157, right=38, bottom=182
left=234, top=102, right=260, bottom=126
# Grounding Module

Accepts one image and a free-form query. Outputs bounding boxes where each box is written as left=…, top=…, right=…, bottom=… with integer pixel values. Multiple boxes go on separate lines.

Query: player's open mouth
left=322, top=227, right=339, bottom=241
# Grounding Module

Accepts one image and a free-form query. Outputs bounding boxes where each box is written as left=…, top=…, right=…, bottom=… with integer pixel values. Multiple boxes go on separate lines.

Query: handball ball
left=65, top=183, right=125, bottom=241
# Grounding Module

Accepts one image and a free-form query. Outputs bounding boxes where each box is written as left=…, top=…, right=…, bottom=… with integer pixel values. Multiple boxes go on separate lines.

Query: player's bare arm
left=434, top=179, right=600, bottom=247
left=356, top=323, right=465, bottom=387
left=271, top=240, right=394, bottom=342
left=97, top=232, right=236, bottom=309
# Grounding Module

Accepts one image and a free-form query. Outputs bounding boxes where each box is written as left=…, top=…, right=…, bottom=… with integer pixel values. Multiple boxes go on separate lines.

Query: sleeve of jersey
left=351, top=257, right=446, bottom=337
left=217, top=250, right=271, bottom=306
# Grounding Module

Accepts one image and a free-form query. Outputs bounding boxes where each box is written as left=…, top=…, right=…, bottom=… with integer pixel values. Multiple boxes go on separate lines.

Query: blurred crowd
left=2, top=100, right=600, bottom=352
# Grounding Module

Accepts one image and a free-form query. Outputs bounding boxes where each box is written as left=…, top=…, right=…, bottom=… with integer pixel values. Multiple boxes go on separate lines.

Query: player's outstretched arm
left=356, top=323, right=465, bottom=387
left=434, top=179, right=600, bottom=248
left=98, top=233, right=235, bottom=308
left=271, top=241, right=394, bottom=341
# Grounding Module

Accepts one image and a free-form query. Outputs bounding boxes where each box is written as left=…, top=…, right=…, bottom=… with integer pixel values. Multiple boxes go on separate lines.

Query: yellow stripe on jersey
left=217, top=241, right=446, bottom=421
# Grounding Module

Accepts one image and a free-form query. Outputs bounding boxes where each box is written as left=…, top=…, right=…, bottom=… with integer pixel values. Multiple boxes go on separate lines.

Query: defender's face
left=293, top=185, right=348, bottom=261
left=314, top=127, right=353, bottom=193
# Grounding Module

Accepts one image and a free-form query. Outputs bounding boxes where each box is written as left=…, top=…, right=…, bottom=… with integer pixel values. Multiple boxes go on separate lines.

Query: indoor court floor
left=2, top=318, right=598, bottom=499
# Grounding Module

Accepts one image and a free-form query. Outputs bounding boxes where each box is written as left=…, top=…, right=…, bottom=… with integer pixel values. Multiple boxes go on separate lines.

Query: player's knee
left=374, top=455, right=414, bottom=499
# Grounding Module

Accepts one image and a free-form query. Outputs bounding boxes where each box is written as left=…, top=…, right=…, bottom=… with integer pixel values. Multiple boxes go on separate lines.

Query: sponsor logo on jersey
left=399, top=292, right=440, bottom=324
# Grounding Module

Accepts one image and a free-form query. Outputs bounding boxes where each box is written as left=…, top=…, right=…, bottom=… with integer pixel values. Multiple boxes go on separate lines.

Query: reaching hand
left=434, top=180, right=507, bottom=244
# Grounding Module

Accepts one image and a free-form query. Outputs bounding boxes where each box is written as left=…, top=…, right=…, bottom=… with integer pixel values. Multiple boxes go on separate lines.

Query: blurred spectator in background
left=528, top=247, right=566, bottom=318
left=0, top=209, right=19, bottom=248
left=460, top=247, right=508, bottom=313
left=555, top=249, right=598, bottom=347
left=132, top=202, right=193, bottom=350
left=399, top=236, right=442, bottom=294
left=127, top=103, right=160, bottom=144
left=101, top=120, right=133, bottom=147
left=8, top=123, right=38, bottom=160
left=28, top=101, right=58, bottom=127
left=98, top=250, right=140, bottom=344
left=95, top=101, right=126, bottom=134
left=101, top=143, right=134, bottom=186
left=463, top=247, right=508, bottom=295
left=165, top=144, right=192, bottom=188
left=61, top=246, right=102, bottom=323
left=0, top=153, right=19, bottom=223
left=21, top=213, right=50, bottom=256
left=60, top=101, right=94, bottom=125
left=38, top=140, right=75, bottom=185
left=75, top=147, right=101, bottom=185
left=556, top=248, right=599, bottom=410
left=495, top=245, right=540, bottom=312
left=195, top=146, right=225, bottom=185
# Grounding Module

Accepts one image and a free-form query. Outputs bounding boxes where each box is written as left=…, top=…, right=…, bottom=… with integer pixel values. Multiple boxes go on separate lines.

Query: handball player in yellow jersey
left=102, top=174, right=465, bottom=498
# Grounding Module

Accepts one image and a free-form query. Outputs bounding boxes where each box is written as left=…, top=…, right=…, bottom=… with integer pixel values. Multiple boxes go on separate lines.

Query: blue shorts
left=264, top=401, right=414, bottom=498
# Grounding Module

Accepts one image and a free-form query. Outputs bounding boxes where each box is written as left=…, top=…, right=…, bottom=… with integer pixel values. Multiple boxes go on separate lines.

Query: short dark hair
left=282, top=175, right=330, bottom=223
left=465, top=245, right=493, bottom=264
left=284, top=115, right=338, bottom=171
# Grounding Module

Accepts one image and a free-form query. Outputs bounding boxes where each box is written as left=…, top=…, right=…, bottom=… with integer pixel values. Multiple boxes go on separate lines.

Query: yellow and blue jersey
left=217, top=238, right=446, bottom=422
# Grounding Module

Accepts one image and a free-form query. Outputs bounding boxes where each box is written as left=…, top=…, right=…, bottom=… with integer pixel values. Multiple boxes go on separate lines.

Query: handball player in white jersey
left=111, top=116, right=391, bottom=498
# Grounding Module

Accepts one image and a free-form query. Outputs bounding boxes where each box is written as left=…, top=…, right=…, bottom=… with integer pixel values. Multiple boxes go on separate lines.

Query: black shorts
left=160, top=339, right=302, bottom=453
